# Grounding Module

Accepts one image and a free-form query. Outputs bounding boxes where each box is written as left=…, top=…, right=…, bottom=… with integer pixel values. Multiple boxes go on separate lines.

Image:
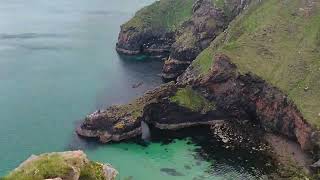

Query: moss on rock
left=170, top=86, right=216, bottom=113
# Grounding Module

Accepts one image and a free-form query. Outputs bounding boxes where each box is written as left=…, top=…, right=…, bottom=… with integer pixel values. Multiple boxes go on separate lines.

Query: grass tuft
left=1, top=154, right=72, bottom=180
left=170, top=87, right=216, bottom=113
left=79, top=161, right=105, bottom=180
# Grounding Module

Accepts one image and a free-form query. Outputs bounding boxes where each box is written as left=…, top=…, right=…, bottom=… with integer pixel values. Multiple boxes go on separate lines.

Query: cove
left=0, top=0, right=271, bottom=179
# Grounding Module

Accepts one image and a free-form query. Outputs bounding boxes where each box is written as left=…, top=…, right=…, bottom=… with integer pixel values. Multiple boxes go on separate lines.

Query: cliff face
left=198, top=54, right=317, bottom=151
left=116, top=0, right=251, bottom=80
left=162, top=0, right=250, bottom=80
left=116, top=0, right=195, bottom=57
left=1, top=151, right=118, bottom=180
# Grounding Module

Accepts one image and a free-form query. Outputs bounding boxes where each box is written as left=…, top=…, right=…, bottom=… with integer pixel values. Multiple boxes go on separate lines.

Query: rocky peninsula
left=78, top=0, right=320, bottom=179
left=0, top=151, right=118, bottom=180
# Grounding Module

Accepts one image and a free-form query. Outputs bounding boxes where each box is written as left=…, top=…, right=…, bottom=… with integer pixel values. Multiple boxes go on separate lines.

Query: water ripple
left=0, top=33, right=68, bottom=40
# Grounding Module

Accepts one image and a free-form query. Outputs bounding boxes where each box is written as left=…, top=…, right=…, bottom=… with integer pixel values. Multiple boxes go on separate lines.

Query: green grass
left=191, top=0, right=320, bottom=128
left=79, top=161, right=105, bottom=180
left=191, top=28, right=229, bottom=75
left=123, top=0, right=195, bottom=31
left=192, top=47, right=215, bottom=74
left=1, top=152, right=110, bottom=180
left=170, top=86, right=216, bottom=113
left=1, top=154, right=72, bottom=180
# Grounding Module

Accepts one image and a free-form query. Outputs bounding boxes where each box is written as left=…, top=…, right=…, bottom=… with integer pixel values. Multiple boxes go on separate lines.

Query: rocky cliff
left=116, top=0, right=252, bottom=81
left=0, top=151, right=118, bottom=180
left=79, top=0, right=320, bottom=178
left=116, top=0, right=195, bottom=57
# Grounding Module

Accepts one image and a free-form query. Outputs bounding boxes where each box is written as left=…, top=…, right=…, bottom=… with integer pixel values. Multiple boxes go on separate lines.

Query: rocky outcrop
left=116, top=29, right=174, bottom=57
left=116, top=0, right=195, bottom=57
left=1, top=151, right=118, bottom=180
left=162, top=0, right=252, bottom=80
left=77, top=81, right=230, bottom=143
left=77, top=82, right=177, bottom=143
left=116, top=0, right=251, bottom=80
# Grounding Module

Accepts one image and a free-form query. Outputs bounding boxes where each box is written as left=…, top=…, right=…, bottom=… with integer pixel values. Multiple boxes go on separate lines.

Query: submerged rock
left=1, top=151, right=118, bottom=180
left=160, top=168, right=184, bottom=176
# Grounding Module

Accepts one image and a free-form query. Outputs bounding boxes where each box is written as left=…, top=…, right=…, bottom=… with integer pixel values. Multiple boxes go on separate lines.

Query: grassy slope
left=192, top=0, right=320, bottom=128
left=1, top=154, right=72, bottom=180
left=123, top=0, right=195, bottom=31
left=1, top=154, right=105, bottom=180
left=170, top=86, right=216, bottom=113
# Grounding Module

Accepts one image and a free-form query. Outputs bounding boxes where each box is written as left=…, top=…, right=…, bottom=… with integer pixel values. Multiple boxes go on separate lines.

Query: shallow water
left=0, top=0, right=269, bottom=179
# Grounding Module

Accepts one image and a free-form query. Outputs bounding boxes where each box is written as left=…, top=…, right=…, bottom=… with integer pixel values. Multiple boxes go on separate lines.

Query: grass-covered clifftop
left=122, top=0, right=195, bottom=31
left=0, top=151, right=118, bottom=180
left=192, top=0, right=320, bottom=128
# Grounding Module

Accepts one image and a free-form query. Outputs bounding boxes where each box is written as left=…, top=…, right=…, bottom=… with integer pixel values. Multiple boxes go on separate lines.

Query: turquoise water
left=0, top=0, right=268, bottom=179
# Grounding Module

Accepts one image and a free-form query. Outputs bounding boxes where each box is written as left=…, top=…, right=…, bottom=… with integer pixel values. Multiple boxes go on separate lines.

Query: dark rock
left=160, top=168, right=184, bottom=176
left=132, top=82, right=143, bottom=88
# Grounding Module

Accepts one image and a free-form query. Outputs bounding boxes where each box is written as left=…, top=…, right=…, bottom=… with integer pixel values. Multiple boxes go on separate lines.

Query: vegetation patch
left=79, top=161, right=105, bottom=180
left=191, top=0, right=320, bottom=127
left=123, top=0, right=195, bottom=31
left=170, top=86, right=216, bottom=113
left=1, top=154, right=72, bottom=180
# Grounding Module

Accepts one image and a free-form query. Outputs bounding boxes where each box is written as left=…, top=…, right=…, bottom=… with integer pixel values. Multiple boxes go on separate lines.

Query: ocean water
left=0, top=0, right=269, bottom=179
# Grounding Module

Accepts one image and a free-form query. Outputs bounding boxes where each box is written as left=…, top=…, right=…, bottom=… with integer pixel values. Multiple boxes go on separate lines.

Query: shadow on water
left=66, top=120, right=102, bottom=151
left=150, top=126, right=276, bottom=177
left=67, top=122, right=276, bottom=178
